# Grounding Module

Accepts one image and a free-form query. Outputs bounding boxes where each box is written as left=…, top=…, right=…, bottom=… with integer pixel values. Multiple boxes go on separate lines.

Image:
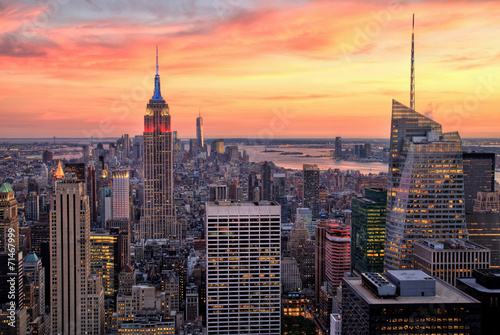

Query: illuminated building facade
left=385, top=100, right=467, bottom=270
left=205, top=201, right=281, bottom=335
left=319, top=223, right=350, bottom=329
left=90, top=231, right=119, bottom=296
left=210, top=139, right=224, bottom=155
left=414, top=239, right=490, bottom=286
left=50, top=180, right=104, bottom=335
left=303, top=164, right=320, bottom=218
left=351, top=188, right=387, bottom=274
left=139, top=49, right=178, bottom=240
left=112, top=170, right=130, bottom=220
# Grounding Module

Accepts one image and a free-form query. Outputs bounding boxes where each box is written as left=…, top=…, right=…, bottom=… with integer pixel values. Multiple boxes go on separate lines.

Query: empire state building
left=139, top=48, right=179, bottom=241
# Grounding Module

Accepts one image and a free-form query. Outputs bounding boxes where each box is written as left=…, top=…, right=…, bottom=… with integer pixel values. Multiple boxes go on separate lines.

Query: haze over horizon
left=1, top=0, right=500, bottom=138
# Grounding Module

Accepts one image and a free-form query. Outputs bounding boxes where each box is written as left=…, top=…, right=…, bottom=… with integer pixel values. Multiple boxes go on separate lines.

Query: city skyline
left=1, top=1, right=500, bottom=138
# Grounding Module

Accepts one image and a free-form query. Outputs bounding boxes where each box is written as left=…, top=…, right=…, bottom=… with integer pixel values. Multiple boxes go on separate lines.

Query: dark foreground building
left=342, top=270, right=481, bottom=335
left=458, top=269, right=500, bottom=335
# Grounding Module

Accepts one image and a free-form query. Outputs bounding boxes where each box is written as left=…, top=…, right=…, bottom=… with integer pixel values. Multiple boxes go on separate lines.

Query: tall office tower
left=26, top=191, right=40, bottom=221
left=248, top=171, right=262, bottom=201
left=281, top=257, right=302, bottom=293
left=90, top=231, right=119, bottom=296
left=414, top=239, right=490, bottom=286
left=342, top=271, right=481, bottom=335
left=50, top=180, right=104, bottom=335
left=185, top=284, right=199, bottom=323
left=287, top=219, right=309, bottom=259
left=112, top=170, right=130, bottom=220
left=132, top=135, right=144, bottom=159
left=458, top=269, right=500, bottom=335
left=466, top=211, right=500, bottom=268
left=261, top=161, right=273, bottom=201
left=140, top=48, right=178, bottom=241
left=314, top=221, right=332, bottom=308
left=463, top=152, right=496, bottom=213
left=87, top=165, right=97, bottom=223
left=189, top=138, right=198, bottom=155
left=24, top=253, right=46, bottom=319
left=351, top=188, right=387, bottom=274
left=82, top=145, right=91, bottom=164
left=210, top=139, right=224, bottom=155
left=272, top=173, right=288, bottom=222
left=65, top=162, right=86, bottom=182
left=122, top=133, right=131, bottom=158
left=196, top=109, right=204, bottom=150
left=319, top=223, right=350, bottom=328
left=205, top=201, right=281, bottom=335
left=42, top=150, right=53, bottom=164
left=335, top=137, right=342, bottom=159
left=118, top=265, right=136, bottom=295
left=385, top=100, right=467, bottom=270
left=303, top=164, right=320, bottom=218
left=0, top=183, right=19, bottom=252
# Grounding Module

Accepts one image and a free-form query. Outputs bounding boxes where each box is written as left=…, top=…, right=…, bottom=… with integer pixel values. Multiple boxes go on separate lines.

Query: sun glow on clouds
left=0, top=0, right=499, bottom=138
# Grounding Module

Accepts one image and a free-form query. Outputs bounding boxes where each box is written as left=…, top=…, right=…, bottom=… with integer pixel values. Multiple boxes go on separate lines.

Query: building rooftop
left=345, top=276, right=479, bottom=305
left=24, top=252, right=40, bottom=263
left=417, top=239, right=487, bottom=251
left=0, top=183, right=13, bottom=193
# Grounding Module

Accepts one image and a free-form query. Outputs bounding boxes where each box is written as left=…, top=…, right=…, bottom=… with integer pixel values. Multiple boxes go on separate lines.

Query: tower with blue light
left=139, top=47, right=179, bottom=241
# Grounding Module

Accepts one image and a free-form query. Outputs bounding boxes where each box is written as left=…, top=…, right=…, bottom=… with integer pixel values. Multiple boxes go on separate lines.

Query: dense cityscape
left=1, top=2, right=500, bottom=335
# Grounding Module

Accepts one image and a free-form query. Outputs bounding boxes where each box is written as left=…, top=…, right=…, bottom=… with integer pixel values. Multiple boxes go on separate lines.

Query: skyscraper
left=351, top=188, right=387, bottom=275
left=196, top=109, right=204, bottom=150
left=50, top=180, right=104, bottom=335
left=261, top=161, right=273, bottom=201
left=112, top=170, right=130, bottom=220
left=303, top=164, right=320, bottom=218
left=335, top=137, right=342, bottom=159
left=139, top=47, right=179, bottom=240
left=385, top=100, right=467, bottom=270
left=205, top=201, right=281, bottom=335
left=463, top=152, right=495, bottom=213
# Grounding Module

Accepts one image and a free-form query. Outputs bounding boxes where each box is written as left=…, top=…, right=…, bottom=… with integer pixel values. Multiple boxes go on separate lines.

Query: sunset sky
left=1, top=0, right=500, bottom=139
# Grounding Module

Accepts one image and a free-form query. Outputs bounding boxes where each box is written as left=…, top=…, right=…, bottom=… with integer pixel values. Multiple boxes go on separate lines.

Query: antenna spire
left=199, top=107, right=201, bottom=117
left=410, top=14, right=415, bottom=110
left=156, top=45, right=159, bottom=75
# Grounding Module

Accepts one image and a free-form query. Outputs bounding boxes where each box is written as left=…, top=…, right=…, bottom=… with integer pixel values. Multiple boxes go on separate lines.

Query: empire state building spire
left=151, top=45, right=164, bottom=102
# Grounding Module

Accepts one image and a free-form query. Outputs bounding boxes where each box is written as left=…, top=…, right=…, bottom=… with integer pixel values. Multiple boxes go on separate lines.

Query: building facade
left=463, top=152, right=495, bottom=214
left=342, top=271, right=482, bottom=335
left=50, top=180, right=104, bottom=335
left=414, top=239, right=490, bottom=286
left=139, top=51, right=178, bottom=240
left=112, top=170, right=130, bottom=220
left=205, top=201, right=281, bottom=335
left=303, top=164, right=320, bottom=218
left=351, top=188, right=387, bottom=274
left=385, top=100, right=467, bottom=270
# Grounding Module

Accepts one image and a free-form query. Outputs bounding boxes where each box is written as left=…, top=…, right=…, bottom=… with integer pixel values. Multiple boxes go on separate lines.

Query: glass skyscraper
left=385, top=100, right=467, bottom=270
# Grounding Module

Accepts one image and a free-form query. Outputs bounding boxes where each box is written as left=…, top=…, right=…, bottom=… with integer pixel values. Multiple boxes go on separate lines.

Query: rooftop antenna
left=156, top=45, right=159, bottom=75
left=410, top=14, right=415, bottom=110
